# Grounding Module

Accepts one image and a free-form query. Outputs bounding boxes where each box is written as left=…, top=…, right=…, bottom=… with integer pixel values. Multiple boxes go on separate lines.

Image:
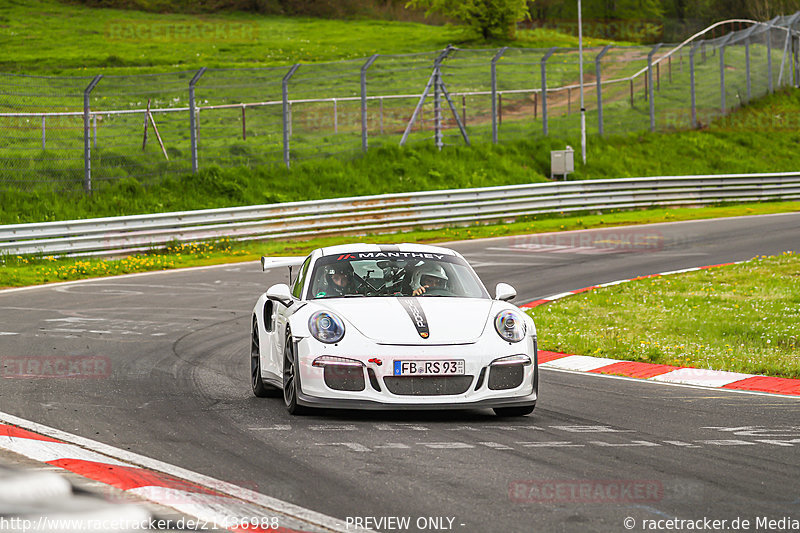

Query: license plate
left=393, top=360, right=465, bottom=376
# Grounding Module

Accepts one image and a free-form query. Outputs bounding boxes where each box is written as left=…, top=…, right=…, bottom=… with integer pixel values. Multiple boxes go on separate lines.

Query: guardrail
left=2, top=172, right=799, bottom=257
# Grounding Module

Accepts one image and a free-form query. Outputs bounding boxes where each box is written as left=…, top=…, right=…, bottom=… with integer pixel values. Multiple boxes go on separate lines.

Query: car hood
left=320, top=297, right=494, bottom=345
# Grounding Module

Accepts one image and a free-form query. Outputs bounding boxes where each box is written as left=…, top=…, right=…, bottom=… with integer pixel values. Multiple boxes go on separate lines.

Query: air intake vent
left=324, top=366, right=365, bottom=392
left=383, top=376, right=473, bottom=396
left=488, top=365, right=524, bottom=390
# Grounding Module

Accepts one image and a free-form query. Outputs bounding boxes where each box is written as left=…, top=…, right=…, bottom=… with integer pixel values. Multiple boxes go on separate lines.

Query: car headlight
left=309, top=311, right=345, bottom=344
left=494, top=310, right=526, bottom=343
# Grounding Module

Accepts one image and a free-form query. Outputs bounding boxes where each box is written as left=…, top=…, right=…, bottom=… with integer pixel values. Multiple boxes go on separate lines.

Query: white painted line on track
left=542, top=291, right=575, bottom=300
left=0, top=260, right=261, bottom=295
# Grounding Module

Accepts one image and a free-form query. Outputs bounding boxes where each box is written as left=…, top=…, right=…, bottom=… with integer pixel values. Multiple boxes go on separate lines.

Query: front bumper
left=293, top=335, right=538, bottom=410
left=296, top=391, right=537, bottom=410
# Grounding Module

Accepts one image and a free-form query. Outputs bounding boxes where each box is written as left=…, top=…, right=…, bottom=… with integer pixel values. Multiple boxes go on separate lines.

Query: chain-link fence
left=1, top=14, right=799, bottom=193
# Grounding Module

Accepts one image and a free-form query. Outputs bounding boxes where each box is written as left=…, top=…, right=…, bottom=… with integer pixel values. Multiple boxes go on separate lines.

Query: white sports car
left=250, top=243, right=538, bottom=416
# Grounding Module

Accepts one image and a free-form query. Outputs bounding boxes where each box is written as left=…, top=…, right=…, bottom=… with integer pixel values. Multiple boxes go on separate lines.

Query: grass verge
left=1, top=201, right=798, bottom=288
left=529, top=252, right=800, bottom=379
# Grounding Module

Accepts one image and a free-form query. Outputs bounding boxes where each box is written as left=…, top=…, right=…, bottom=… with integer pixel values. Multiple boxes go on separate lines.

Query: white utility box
left=550, top=146, right=574, bottom=180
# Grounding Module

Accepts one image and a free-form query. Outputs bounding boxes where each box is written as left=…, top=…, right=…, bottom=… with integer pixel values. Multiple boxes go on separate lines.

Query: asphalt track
left=1, top=213, right=799, bottom=533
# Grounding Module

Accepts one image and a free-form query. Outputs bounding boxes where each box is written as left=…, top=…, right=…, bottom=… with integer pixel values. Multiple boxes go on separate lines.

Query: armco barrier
left=1, top=173, right=799, bottom=257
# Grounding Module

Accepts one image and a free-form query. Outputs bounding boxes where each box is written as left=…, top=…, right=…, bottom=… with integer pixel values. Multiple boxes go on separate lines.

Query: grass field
left=529, top=252, right=800, bottom=378
left=1, top=0, right=612, bottom=75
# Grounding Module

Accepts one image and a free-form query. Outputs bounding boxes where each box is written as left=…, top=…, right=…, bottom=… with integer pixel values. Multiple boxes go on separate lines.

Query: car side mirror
left=266, top=283, right=294, bottom=307
left=495, top=283, right=517, bottom=302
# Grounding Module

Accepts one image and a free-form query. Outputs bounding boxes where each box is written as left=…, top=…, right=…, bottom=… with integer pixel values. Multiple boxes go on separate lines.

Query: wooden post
left=657, top=62, right=660, bottom=90
left=142, top=99, right=150, bottom=151
left=242, top=104, right=246, bottom=140
left=630, top=79, right=634, bottom=107
left=668, top=56, right=672, bottom=83
left=498, top=93, right=503, bottom=125
left=568, top=87, right=572, bottom=114
left=148, top=109, right=169, bottom=161
left=533, top=92, right=538, bottom=119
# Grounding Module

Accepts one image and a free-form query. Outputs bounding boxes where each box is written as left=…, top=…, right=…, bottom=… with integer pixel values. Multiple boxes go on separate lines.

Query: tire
left=282, top=330, right=309, bottom=415
left=493, top=404, right=535, bottom=417
left=251, top=320, right=278, bottom=398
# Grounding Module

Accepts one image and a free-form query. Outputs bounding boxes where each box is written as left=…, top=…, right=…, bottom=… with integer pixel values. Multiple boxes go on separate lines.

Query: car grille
left=488, top=365, right=524, bottom=390
left=383, top=376, right=474, bottom=396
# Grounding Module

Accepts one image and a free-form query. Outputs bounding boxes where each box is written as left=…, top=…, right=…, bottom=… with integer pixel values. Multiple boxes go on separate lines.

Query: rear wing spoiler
left=260, top=256, right=306, bottom=272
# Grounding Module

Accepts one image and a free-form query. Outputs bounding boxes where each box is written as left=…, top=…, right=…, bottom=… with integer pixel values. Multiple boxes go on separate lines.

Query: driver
left=411, top=263, right=448, bottom=296
left=326, top=262, right=357, bottom=296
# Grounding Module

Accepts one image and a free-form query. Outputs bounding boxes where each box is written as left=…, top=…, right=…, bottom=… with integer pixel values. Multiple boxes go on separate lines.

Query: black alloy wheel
left=282, top=330, right=308, bottom=415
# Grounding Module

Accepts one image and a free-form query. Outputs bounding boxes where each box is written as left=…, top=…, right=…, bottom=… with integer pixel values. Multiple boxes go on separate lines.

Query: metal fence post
left=767, top=17, right=779, bottom=94
left=794, top=32, right=800, bottom=87
left=491, top=47, right=508, bottom=144
left=361, top=54, right=378, bottom=152
left=647, top=44, right=662, bottom=132
left=399, top=46, right=456, bottom=148
left=725, top=23, right=758, bottom=104
left=690, top=41, right=699, bottom=128
left=595, top=45, right=612, bottom=136
left=282, top=64, right=300, bottom=169
left=188, top=67, right=206, bottom=174
left=83, top=75, right=102, bottom=194
left=745, top=33, right=751, bottom=101
left=333, top=99, right=338, bottom=134
left=719, top=34, right=732, bottom=115
left=790, top=15, right=800, bottom=87
left=434, top=61, right=443, bottom=150
left=541, top=47, right=557, bottom=136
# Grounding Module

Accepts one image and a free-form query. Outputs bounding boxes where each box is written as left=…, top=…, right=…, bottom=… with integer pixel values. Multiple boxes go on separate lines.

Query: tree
left=406, top=0, right=531, bottom=40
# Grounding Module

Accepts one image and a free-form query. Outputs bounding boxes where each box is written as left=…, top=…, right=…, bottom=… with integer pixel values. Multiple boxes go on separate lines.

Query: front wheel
left=283, top=331, right=309, bottom=415
left=493, top=404, right=535, bottom=417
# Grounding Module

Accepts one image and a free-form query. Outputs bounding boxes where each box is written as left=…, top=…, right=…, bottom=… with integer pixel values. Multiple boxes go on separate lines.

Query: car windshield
left=307, top=253, right=489, bottom=300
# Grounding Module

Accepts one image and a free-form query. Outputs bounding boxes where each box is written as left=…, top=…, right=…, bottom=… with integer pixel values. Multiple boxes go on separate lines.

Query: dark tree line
left=530, top=0, right=800, bottom=41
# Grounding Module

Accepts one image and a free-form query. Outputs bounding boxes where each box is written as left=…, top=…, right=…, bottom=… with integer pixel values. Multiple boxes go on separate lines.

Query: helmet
left=326, top=262, right=355, bottom=289
left=412, top=263, right=448, bottom=291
